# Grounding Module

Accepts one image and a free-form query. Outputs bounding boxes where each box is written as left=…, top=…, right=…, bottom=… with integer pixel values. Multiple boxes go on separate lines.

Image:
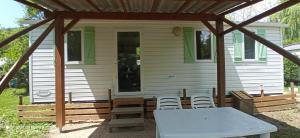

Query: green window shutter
left=211, top=34, right=217, bottom=63
left=183, top=27, right=195, bottom=63
left=233, top=31, right=243, bottom=62
left=257, top=29, right=267, bottom=62
left=84, top=26, right=96, bottom=65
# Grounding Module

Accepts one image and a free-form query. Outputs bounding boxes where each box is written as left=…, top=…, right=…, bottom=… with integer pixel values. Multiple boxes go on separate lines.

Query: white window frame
left=242, top=30, right=258, bottom=62
left=194, top=30, right=214, bottom=62
left=64, top=29, right=84, bottom=64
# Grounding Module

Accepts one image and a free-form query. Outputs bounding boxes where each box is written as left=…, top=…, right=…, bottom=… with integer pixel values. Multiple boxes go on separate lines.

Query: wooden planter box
left=232, top=91, right=297, bottom=115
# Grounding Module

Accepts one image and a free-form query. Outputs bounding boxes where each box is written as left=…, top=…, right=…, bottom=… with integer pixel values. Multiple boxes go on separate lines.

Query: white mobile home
left=28, top=21, right=284, bottom=103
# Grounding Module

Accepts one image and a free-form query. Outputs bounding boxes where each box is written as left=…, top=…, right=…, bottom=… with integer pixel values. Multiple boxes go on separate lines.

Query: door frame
left=113, top=28, right=144, bottom=96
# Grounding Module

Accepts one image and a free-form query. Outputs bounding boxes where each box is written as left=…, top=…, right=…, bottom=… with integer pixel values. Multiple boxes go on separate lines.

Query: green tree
left=271, top=0, right=300, bottom=45
left=0, top=3, right=43, bottom=90
left=284, top=58, right=300, bottom=86
left=0, top=28, right=29, bottom=88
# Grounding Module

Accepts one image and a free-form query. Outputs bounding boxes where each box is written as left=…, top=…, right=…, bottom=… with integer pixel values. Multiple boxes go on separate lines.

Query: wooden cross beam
left=15, top=0, right=51, bottom=13
left=0, top=16, right=54, bottom=49
left=222, top=0, right=300, bottom=35
left=63, top=18, right=80, bottom=34
left=201, top=20, right=217, bottom=35
left=223, top=18, right=300, bottom=66
left=0, top=21, right=55, bottom=94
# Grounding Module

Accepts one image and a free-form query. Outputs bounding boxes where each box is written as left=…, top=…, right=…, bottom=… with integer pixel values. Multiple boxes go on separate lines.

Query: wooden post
left=290, top=82, right=295, bottom=99
left=183, top=88, right=187, bottom=100
left=260, top=85, right=264, bottom=97
left=68, top=92, right=72, bottom=123
left=55, top=15, right=65, bottom=131
left=108, top=89, right=112, bottom=109
left=68, top=92, right=72, bottom=103
left=216, top=19, right=226, bottom=107
left=19, top=96, right=23, bottom=105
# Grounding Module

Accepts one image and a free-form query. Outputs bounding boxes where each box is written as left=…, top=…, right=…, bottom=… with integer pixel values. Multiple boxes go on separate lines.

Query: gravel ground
left=46, top=105, right=300, bottom=138
left=46, top=119, right=155, bottom=138
left=253, top=104, right=300, bottom=138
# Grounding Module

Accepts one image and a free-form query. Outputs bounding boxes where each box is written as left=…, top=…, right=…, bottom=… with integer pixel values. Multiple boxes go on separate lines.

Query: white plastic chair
left=191, top=92, right=216, bottom=109
left=156, top=96, right=182, bottom=110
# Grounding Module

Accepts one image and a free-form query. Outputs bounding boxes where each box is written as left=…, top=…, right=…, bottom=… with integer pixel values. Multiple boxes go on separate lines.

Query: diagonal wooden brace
left=0, top=16, right=54, bottom=49
left=0, top=21, right=55, bottom=94
left=223, top=18, right=300, bottom=66
left=222, top=0, right=300, bottom=35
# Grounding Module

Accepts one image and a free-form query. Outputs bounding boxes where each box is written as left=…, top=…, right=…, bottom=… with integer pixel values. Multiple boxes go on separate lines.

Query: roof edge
left=21, top=19, right=288, bottom=28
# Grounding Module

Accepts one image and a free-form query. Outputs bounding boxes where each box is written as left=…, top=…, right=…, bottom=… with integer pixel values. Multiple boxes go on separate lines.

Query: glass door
left=117, top=32, right=141, bottom=93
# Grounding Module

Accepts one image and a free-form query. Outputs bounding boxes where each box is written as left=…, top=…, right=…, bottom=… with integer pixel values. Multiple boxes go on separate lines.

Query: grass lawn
left=0, top=88, right=51, bottom=138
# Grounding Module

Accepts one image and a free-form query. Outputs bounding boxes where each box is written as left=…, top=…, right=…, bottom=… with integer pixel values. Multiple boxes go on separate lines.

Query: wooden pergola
left=0, top=0, right=299, bottom=130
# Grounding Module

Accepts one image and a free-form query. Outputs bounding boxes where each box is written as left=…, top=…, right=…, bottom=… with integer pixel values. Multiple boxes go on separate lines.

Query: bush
left=284, top=58, right=300, bottom=86
left=13, top=88, right=27, bottom=96
left=4, top=88, right=27, bottom=96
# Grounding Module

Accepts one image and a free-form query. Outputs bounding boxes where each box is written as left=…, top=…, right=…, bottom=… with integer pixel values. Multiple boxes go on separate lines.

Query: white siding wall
left=29, top=21, right=284, bottom=103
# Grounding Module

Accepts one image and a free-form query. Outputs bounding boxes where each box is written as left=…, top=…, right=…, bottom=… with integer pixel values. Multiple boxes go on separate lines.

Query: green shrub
left=4, top=88, right=27, bottom=96
left=284, top=58, right=300, bottom=86
left=13, top=88, right=27, bottom=96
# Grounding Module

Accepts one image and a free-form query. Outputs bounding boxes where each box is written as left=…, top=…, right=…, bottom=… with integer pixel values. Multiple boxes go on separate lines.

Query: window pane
left=244, top=34, right=255, bottom=59
left=196, top=31, right=211, bottom=60
left=67, top=31, right=82, bottom=61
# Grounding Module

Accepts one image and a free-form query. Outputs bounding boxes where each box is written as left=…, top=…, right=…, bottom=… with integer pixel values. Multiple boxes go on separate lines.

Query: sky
left=0, top=0, right=25, bottom=28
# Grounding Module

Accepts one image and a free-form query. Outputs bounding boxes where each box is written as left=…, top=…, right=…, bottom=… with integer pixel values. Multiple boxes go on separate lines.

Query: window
left=244, top=34, right=256, bottom=60
left=65, top=30, right=83, bottom=63
left=233, top=29, right=267, bottom=62
left=195, top=31, right=212, bottom=60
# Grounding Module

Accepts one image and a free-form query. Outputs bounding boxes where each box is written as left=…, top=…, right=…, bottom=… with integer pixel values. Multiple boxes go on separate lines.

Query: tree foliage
left=284, top=58, right=299, bottom=86
left=0, top=28, right=29, bottom=88
left=0, top=3, right=42, bottom=89
left=271, top=0, right=300, bottom=45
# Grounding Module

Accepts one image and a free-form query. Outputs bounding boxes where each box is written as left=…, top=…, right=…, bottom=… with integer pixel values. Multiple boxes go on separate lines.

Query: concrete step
left=111, top=107, right=144, bottom=115
left=109, top=118, right=144, bottom=132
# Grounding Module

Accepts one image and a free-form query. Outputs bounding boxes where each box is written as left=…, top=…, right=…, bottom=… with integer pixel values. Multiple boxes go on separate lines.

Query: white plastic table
left=154, top=107, right=277, bottom=138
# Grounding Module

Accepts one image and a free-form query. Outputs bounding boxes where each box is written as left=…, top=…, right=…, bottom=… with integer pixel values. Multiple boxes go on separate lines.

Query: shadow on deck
left=47, top=119, right=156, bottom=138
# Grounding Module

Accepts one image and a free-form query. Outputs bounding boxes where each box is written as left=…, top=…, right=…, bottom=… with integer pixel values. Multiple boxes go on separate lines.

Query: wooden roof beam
left=63, top=18, right=80, bottom=34
left=151, top=0, right=160, bottom=12
left=86, top=0, right=102, bottom=13
left=0, top=21, right=55, bottom=94
left=222, top=0, right=300, bottom=35
left=218, top=0, right=262, bottom=15
left=223, top=18, right=300, bottom=66
left=119, top=0, right=127, bottom=13
left=199, top=1, right=223, bottom=14
left=52, top=11, right=218, bottom=21
left=0, top=16, right=55, bottom=49
left=51, top=0, right=76, bottom=12
left=15, top=0, right=51, bottom=13
left=176, top=0, right=192, bottom=14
